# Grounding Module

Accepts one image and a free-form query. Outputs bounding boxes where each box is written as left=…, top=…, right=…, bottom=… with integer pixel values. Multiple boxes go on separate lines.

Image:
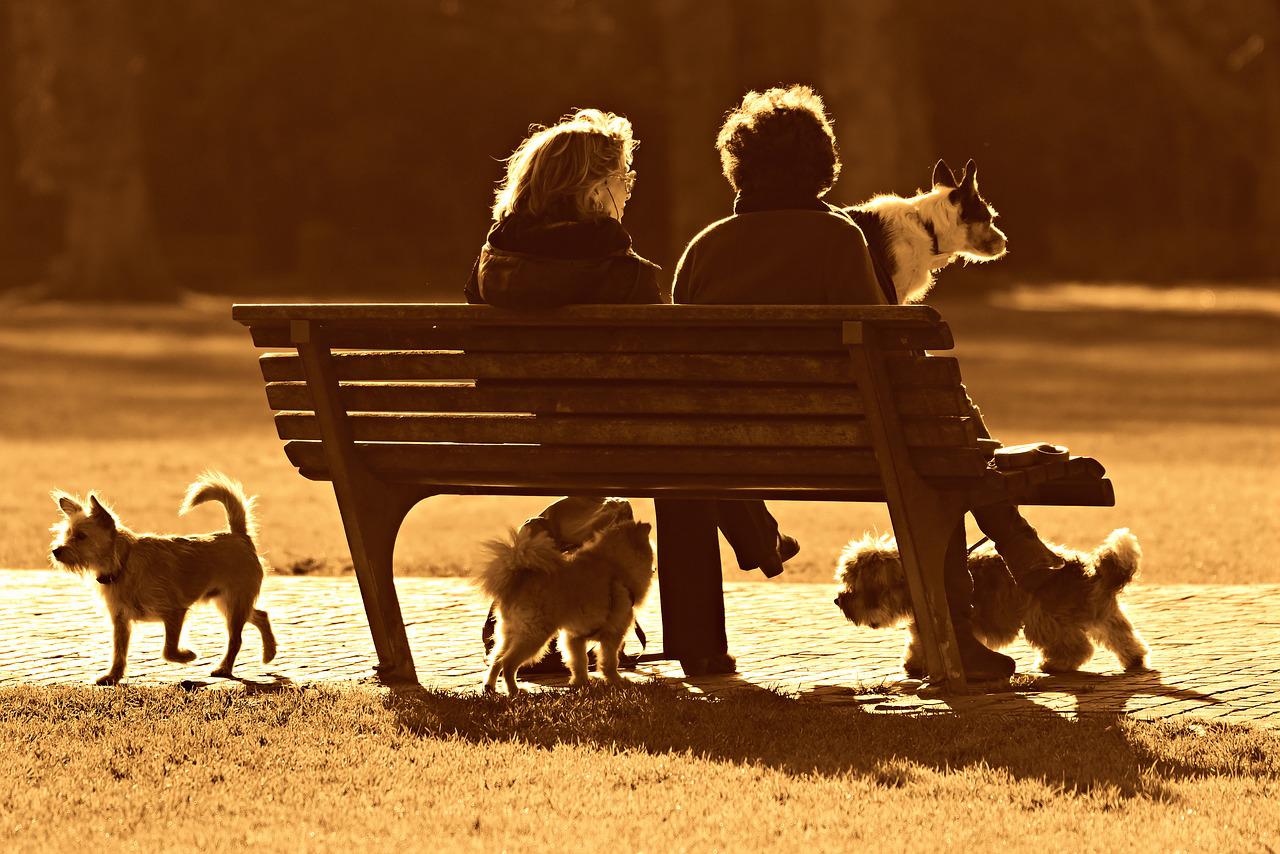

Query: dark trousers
left=961, top=388, right=1050, bottom=563
left=653, top=498, right=781, bottom=658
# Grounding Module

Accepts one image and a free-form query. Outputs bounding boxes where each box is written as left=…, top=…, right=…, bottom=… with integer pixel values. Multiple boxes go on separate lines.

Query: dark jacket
left=464, top=214, right=666, bottom=308
left=673, top=193, right=891, bottom=306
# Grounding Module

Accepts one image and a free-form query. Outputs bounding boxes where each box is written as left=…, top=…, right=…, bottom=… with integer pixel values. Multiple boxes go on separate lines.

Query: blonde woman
left=464, top=108, right=664, bottom=307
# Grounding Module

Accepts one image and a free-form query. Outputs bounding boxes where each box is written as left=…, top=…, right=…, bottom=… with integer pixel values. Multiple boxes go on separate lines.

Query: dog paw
left=262, top=646, right=277, bottom=665
left=210, top=666, right=234, bottom=679
left=164, top=648, right=198, bottom=664
left=1123, top=659, right=1153, bottom=673
left=1039, top=663, right=1080, bottom=674
left=95, top=672, right=122, bottom=686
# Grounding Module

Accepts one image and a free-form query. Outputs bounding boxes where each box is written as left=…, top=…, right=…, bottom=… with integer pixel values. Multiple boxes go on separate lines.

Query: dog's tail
left=179, top=471, right=256, bottom=539
left=475, top=526, right=565, bottom=602
left=1094, top=528, right=1141, bottom=594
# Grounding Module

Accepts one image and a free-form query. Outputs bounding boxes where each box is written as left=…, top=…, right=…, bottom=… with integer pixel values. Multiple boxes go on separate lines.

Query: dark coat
left=464, top=214, right=666, bottom=308
left=673, top=194, right=890, bottom=307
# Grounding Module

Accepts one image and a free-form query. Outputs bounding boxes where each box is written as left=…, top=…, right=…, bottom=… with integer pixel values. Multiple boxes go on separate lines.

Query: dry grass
left=2, top=683, right=1278, bottom=851
left=2, top=288, right=1277, bottom=584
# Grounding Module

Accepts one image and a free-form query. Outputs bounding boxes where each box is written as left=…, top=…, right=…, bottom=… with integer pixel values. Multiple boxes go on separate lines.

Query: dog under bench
left=232, top=303, right=1113, bottom=690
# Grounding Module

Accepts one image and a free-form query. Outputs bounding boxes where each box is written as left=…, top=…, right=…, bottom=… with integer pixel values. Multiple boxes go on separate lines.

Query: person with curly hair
left=464, top=108, right=663, bottom=307
left=659, top=85, right=1062, bottom=682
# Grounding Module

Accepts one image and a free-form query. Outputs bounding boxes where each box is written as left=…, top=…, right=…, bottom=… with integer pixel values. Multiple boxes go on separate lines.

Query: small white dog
left=49, top=472, right=276, bottom=685
left=845, top=158, right=1008, bottom=303
left=835, top=529, right=1149, bottom=675
left=479, top=519, right=654, bottom=694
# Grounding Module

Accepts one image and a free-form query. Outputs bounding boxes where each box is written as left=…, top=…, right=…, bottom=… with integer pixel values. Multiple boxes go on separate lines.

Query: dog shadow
left=382, top=674, right=1248, bottom=802
left=178, top=673, right=296, bottom=693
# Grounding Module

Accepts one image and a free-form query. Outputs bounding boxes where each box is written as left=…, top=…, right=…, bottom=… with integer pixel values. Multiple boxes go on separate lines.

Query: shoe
left=679, top=652, right=738, bottom=677
left=955, top=625, right=1016, bottom=681
left=751, top=535, right=800, bottom=579
left=945, top=553, right=1015, bottom=683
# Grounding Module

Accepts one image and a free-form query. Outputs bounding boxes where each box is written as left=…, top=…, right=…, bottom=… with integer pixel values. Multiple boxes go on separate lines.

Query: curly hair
left=715, top=85, right=840, bottom=197
left=492, top=108, right=636, bottom=222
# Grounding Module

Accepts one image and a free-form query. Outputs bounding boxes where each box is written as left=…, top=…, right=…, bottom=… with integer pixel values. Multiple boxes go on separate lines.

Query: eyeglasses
left=614, top=170, right=637, bottom=195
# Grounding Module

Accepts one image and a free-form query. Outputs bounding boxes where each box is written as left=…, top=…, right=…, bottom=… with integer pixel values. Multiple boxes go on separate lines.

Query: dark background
left=1, top=0, right=1277, bottom=301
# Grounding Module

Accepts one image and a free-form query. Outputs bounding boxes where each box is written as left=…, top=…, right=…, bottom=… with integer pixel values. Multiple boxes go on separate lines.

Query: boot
left=945, top=556, right=1016, bottom=682
left=972, top=502, right=1064, bottom=594
left=679, top=652, right=737, bottom=677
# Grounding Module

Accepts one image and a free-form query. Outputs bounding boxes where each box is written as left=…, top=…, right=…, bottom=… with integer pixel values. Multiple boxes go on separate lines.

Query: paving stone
left=2, top=569, right=1279, bottom=727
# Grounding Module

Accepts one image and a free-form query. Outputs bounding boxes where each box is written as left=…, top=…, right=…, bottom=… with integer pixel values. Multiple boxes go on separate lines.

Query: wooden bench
left=233, top=303, right=1113, bottom=689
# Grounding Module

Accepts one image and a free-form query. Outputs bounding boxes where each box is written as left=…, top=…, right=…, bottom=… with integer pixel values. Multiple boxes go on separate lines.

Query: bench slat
left=281, top=440, right=989, bottom=479
left=263, top=381, right=973, bottom=417
left=234, top=303, right=942, bottom=325
left=258, top=351, right=962, bottom=387
left=272, top=412, right=978, bottom=449
left=288, top=468, right=1114, bottom=505
left=248, top=321, right=953, bottom=352
left=291, top=466, right=893, bottom=498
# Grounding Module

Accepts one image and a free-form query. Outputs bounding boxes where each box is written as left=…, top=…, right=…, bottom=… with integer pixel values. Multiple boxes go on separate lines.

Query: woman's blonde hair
left=491, top=108, right=636, bottom=222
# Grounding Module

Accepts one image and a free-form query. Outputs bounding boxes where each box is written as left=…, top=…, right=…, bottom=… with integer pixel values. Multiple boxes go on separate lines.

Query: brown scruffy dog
left=834, top=528, right=1149, bottom=675
left=479, top=519, right=654, bottom=694
left=49, top=472, right=276, bottom=685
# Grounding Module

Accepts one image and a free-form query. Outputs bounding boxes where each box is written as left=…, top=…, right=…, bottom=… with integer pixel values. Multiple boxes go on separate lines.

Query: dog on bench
left=834, top=528, right=1150, bottom=675
left=845, top=158, right=1007, bottom=304
left=49, top=472, right=277, bottom=685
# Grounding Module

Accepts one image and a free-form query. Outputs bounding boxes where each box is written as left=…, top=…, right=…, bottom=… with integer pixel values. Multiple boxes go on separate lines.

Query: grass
left=2, top=683, right=1278, bottom=851
left=1, top=287, right=1277, bottom=583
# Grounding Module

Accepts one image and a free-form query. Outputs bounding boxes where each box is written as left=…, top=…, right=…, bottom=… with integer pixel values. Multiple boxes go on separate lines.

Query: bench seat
left=234, top=303, right=1113, bottom=689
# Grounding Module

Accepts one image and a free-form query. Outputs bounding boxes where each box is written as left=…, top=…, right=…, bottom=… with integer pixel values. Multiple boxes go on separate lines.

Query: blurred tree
left=9, top=0, right=170, bottom=300
left=819, top=0, right=931, bottom=202
left=657, top=0, right=737, bottom=250
left=1132, top=0, right=1280, bottom=275
left=0, top=0, right=14, bottom=287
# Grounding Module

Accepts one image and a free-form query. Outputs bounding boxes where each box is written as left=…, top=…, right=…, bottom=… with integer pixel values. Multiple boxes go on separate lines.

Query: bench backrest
left=233, top=304, right=989, bottom=500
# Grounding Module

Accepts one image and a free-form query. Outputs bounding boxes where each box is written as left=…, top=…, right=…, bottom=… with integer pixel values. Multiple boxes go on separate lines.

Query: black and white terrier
left=845, top=159, right=1008, bottom=304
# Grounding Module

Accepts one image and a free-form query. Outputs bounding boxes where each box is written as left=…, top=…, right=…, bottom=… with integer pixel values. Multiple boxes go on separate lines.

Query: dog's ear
left=88, top=495, right=116, bottom=529
left=932, top=159, right=958, bottom=189
left=959, top=159, right=978, bottom=193
left=54, top=493, right=81, bottom=516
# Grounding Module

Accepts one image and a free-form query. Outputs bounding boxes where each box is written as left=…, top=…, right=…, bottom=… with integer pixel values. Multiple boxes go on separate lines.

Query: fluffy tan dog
left=49, top=472, right=276, bottom=685
left=834, top=529, right=1149, bottom=675
left=480, top=519, right=654, bottom=694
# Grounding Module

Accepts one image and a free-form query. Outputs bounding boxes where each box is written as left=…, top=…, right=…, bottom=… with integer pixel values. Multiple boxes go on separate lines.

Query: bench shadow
left=383, top=666, right=1259, bottom=802
left=1019, top=668, right=1224, bottom=718
left=801, top=667, right=1224, bottom=718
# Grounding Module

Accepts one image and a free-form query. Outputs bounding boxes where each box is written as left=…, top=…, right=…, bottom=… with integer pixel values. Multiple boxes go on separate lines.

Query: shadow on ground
left=383, top=675, right=1280, bottom=802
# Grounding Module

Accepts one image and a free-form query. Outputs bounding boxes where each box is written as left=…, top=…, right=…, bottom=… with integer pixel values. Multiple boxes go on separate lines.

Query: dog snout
left=985, top=225, right=1008, bottom=255
left=52, top=546, right=69, bottom=562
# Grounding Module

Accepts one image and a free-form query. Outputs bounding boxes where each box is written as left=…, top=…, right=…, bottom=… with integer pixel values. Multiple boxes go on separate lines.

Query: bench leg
left=291, top=321, right=422, bottom=684
left=891, top=508, right=969, bottom=690
left=329, top=483, right=424, bottom=684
